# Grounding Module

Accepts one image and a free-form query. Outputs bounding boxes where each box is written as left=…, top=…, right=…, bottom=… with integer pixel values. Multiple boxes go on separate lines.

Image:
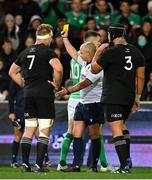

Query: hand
left=61, top=31, right=68, bottom=38
left=131, top=100, right=140, bottom=113
left=55, top=87, right=68, bottom=97
left=97, top=43, right=109, bottom=52
left=48, top=80, right=61, bottom=92
left=9, top=113, right=16, bottom=121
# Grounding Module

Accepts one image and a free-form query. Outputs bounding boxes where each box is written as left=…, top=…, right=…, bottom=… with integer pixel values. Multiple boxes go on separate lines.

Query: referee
left=9, top=24, right=63, bottom=172
left=91, top=24, right=145, bottom=173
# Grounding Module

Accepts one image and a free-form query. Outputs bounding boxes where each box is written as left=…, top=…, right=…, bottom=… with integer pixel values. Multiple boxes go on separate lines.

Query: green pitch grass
left=0, top=166, right=152, bottom=179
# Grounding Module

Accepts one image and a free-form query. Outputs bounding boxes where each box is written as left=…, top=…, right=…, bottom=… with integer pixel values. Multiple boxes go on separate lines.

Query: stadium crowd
left=0, top=0, right=152, bottom=101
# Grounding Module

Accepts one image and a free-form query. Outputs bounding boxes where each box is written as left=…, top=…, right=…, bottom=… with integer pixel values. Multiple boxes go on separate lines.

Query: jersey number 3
left=27, top=55, right=35, bottom=70
left=124, top=56, right=132, bottom=71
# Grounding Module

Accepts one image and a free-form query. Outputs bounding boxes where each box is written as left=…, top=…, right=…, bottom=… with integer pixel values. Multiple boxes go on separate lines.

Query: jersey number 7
left=27, top=55, right=35, bottom=70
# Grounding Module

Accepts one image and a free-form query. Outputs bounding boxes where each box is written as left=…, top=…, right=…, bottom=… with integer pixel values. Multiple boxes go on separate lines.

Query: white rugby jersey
left=77, top=56, right=103, bottom=104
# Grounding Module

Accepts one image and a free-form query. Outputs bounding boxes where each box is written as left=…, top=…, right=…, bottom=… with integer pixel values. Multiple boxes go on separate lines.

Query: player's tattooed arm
left=56, top=79, right=92, bottom=96
left=61, top=31, right=78, bottom=61
left=9, top=63, right=25, bottom=87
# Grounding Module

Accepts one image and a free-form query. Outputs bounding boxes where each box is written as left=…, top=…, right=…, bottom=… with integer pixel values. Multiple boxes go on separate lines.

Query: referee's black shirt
left=97, top=44, right=145, bottom=106
left=15, top=44, right=58, bottom=98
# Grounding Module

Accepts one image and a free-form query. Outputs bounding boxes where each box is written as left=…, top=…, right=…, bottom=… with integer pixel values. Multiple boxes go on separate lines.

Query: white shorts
left=68, top=98, right=80, bottom=120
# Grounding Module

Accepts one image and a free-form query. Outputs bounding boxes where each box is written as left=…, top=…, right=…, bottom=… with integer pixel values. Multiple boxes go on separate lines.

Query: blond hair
left=36, top=24, right=53, bottom=39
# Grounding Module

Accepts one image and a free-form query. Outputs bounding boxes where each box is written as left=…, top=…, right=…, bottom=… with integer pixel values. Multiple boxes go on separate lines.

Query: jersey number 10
left=124, top=56, right=133, bottom=71
left=27, top=55, right=35, bottom=70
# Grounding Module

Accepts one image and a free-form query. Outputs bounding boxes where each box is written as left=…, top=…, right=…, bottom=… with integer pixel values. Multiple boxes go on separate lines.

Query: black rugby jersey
left=15, top=44, right=58, bottom=97
left=97, top=44, right=145, bottom=105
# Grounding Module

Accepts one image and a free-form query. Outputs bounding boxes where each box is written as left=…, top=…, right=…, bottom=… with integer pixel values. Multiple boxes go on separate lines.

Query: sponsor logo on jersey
left=111, top=113, right=122, bottom=118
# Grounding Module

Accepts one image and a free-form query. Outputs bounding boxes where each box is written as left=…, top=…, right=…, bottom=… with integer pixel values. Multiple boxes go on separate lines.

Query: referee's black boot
left=88, top=167, right=98, bottom=173
left=21, top=163, right=31, bottom=172
left=62, top=165, right=80, bottom=172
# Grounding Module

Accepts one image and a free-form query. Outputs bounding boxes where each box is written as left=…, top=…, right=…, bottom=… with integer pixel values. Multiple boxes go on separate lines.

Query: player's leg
left=58, top=98, right=79, bottom=170
left=109, top=120, right=128, bottom=171
left=58, top=120, right=73, bottom=168
left=21, top=118, right=38, bottom=172
left=34, top=118, right=53, bottom=172
left=123, top=125, right=132, bottom=169
left=21, top=97, right=38, bottom=172
left=33, top=97, right=54, bottom=172
left=106, top=104, right=131, bottom=173
left=11, top=127, right=22, bottom=168
left=123, top=108, right=132, bottom=169
left=34, top=128, right=51, bottom=167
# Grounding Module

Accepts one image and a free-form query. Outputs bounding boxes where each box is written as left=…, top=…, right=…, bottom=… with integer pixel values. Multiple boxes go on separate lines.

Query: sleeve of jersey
left=48, top=49, right=58, bottom=62
left=86, top=69, right=103, bottom=83
left=96, top=49, right=110, bottom=69
left=137, top=51, right=145, bottom=67
left=77, top=55, right=86, bottom=66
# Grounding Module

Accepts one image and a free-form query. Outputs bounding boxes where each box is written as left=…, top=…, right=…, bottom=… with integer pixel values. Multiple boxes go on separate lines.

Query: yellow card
left=63, top=24, right=69, bottom=32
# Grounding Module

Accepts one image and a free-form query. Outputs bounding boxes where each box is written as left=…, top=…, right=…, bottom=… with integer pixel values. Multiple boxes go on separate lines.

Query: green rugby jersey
left=65, top=11, right=87, bottom=29
left=70, top=59, right=82, bottom=99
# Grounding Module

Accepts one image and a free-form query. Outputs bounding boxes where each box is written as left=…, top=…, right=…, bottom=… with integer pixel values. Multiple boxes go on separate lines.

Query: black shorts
left=74, top=102, right=104, bottom=126
left=24, top=97, right=55, bottom=119
left=105, top=104, right=132, bottom=122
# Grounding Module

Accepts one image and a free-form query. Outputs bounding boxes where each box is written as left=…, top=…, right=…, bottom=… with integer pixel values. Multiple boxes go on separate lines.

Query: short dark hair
left=85, top=17, right=96, bottom=24
left=120, top=0, right=131, bottom=6
left=143, top=17, right=152, bottom=24
left=83, top=30, right=101, bottom=41
left=108, top=24, right=126, bottom=41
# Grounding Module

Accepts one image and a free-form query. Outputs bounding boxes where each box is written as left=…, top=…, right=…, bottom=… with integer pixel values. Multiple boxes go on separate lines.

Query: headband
left=36, top=33, right=52, bottom=40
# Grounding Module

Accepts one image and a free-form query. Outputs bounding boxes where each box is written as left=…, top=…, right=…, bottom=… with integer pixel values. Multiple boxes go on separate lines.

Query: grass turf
left=0, top=166, right=152, bottom=179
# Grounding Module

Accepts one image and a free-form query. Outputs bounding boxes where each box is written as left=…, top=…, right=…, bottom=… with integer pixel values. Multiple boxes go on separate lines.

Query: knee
left=72, top=127, right=82, bottom=138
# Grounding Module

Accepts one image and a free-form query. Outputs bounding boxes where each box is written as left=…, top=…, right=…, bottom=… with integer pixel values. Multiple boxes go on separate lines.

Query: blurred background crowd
left=0, top=0, right=152, bottom=102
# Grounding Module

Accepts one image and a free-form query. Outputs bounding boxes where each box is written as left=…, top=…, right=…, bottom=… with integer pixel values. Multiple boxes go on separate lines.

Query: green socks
left=100, top=136, right=108, bottom=167
left=59, top=133, right=73, bottom=166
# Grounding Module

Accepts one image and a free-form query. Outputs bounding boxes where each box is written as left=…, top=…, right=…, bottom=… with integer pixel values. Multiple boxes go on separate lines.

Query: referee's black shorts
left=24, top=97, right=55, bottom=119
left=104, top=104, right=132, bottom=122
left=74, top=102, right=105, bottom=126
